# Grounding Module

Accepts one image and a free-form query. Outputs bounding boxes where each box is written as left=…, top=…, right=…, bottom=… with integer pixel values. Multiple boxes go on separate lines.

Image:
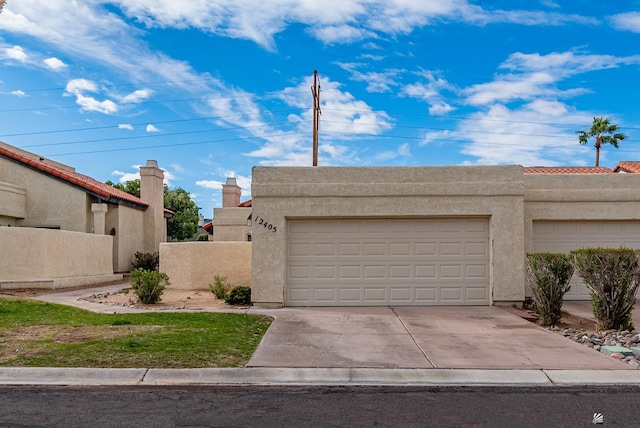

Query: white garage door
left=286, top=218, right=490, bottom=306
left=532, top=221, right=640, bottom=300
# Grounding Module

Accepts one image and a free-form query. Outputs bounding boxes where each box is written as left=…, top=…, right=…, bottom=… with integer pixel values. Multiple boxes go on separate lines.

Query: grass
left=0, top=297, right=272, bottom=368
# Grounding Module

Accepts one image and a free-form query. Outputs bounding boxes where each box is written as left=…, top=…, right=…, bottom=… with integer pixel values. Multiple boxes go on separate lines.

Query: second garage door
left=532, top=221, right=640, bottom=300
left=286, top=218, right=490, bottom=306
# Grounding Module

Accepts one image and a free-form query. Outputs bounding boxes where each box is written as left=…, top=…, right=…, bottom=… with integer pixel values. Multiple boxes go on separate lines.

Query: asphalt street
left=1, top=385, right=640, bottom=427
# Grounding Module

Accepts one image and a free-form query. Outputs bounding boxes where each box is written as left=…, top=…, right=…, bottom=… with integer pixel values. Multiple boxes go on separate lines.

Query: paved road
left=1, top=385, right=639, bottom=427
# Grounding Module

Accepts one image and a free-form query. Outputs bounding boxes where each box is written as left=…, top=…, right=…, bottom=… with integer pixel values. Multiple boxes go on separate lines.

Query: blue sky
left=2, top=1, right=640, bottom=217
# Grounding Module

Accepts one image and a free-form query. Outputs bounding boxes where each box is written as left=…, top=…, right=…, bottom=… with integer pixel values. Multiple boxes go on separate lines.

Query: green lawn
left=0, top=297, right=272, bottom=368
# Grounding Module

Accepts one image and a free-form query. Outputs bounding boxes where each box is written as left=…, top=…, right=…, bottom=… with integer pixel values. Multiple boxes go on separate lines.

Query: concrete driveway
left=248, top=306, right=632, bottom=370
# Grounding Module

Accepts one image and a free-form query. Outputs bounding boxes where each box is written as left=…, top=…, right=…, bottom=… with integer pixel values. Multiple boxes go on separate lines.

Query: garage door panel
left=286, top=218, right=489, bottom=306
left=532, top=221, right=640, bottom=300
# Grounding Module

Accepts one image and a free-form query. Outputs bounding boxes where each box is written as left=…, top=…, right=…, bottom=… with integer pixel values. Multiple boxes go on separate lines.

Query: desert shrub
left=525, top=252, right=574, bottom=327
left=225, top=286, right=251, bottom=306
left=571, top=247, right=640, bottom=331
left=132, top=251, right=159, bottom=271
left=209, top=275, right=232, bottom=300
left=130, top=268, right=169, bottom=304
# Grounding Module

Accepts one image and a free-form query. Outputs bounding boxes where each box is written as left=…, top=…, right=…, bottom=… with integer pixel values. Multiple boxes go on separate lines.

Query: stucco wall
left=0, top=181, right=26, bottom=220
left=0, top=227, right=116, bottom=288
left=0, top=157, right=89, bottom=232
left=251, top=166, right=526, bottom=307
left=523, top=174, right=640, bottom=253
left=159, top=242, right=252, bottom=290
left=212, top=207, right=252, bottom=241
left=112, top=205, right=145, bottom=272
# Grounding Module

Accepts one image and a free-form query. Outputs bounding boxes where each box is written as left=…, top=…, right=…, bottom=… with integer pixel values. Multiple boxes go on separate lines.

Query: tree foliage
left=105, top=179, right=140, bottom=197
left=525, top=253, right=574, bottom=327
left=571, top=247, right=640, bottom=331
left=106, top=179, right=199, bottom=241
left=577, top=117, right=626, bottom=167
left=165, top=187, right=199, bottom=241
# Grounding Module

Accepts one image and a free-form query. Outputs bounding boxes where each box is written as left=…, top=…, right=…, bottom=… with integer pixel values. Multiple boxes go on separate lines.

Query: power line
left=43, top=131, right=309, bottom=157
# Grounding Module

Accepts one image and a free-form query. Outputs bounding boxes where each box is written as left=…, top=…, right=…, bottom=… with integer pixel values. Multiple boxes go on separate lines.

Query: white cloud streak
left=43, top=57, right=66, bottom=70
left=64, top=78, right=118, bottom=114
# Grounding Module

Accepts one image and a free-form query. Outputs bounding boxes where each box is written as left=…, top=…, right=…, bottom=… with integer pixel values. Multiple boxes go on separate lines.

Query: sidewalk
left=2, top=285, right=640, bottom=387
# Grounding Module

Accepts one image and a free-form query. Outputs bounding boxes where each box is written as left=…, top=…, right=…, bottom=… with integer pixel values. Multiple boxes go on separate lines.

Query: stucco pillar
left=222, top=177, right=241, bottom=208
left=140, top=160, right=165, bottom=253
left=91, top=203, right=108, bottom=234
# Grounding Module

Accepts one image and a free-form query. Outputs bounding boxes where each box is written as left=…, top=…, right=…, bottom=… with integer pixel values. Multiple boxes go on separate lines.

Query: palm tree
left=577, top=117, right=626, bottom=167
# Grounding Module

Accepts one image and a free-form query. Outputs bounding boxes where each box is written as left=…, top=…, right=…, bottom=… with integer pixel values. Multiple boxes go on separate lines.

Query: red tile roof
left=523, top=166, right=613, bottom=174
left=203, top=221, right=213, bottom=232
left=238, top=199, right=252, bottom=207
left=613, top=161, right=640, bottom=173
left=0, top=145, right=148, bottom=210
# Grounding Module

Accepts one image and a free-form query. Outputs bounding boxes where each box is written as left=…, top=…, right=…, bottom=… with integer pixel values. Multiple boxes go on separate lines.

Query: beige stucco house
left=250, top=165, right=640, bottom=308
left=208, top=177, right=252, bottom=242
left=0, top=141, right=170, bottom=289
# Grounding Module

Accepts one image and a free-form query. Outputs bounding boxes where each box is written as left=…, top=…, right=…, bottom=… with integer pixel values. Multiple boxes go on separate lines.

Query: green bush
left=132, top=252, right=159, bottom=271
left=571, top=247, right=640, bottom=331
left=525, top=252, right=574, bottom=327
left=225, top=286, right=252, bottom=306
left=130, top=269, right=169, bottom=304
left=209, top=275, right=232, bottom=300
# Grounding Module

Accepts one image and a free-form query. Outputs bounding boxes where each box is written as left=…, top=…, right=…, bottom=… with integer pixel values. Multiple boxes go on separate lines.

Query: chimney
left=222, top=177, right=241, bottom=207
left=140, top=160, right=165, bottom=252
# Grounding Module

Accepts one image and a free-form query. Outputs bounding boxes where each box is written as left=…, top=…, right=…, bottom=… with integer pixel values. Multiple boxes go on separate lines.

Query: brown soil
left=81, top=288, right=229, bottom=310
left=0, top=287, right=228, bottom=311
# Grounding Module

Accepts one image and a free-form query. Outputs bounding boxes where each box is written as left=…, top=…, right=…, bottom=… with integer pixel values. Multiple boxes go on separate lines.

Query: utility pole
left=311, top=69, right=321, bottom=166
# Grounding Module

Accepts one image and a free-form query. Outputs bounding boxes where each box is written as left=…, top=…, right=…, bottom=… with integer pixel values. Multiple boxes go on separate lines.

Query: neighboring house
left=208, top=177, right=252, bottom=242
left=0, top=141, right=170, bottom=287
left=250, top=165, right=640, bottom=308
left=613, top=161, right=640, bottom=174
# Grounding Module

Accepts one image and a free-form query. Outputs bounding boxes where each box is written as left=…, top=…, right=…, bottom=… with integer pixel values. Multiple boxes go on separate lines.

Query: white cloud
left=43, top=56, right=66, bottom=70
left=112, top=169, right=140, bottom=183
left=171, top=164, right=185, bottom=173
left=146, top=124, right=160, bottom=132
left=112, top=165, right=174, bottom=186
left=610, top=12, right=640, bottom=33
left=86, top=0, right=598, bottom=50
left=120, top=88, right=153, bottom=103
left=249, top=75, right=391, bottom=166
left=429, top=102, right=455, bottom=115
left=336, top=62, right=403, bottom=93
left=402, top=70, right=456, bottom=114
left=10, top=90, right=26, bottom=97
left=375, top=143, right=411, bottom=161
left=463, top=51, right=640, bottom=106
left=455, top=100, right=594, bottom=166
left=196, top=180, right=224, bottom=191
left=162, top=170, right=175, bottom=186
left=540, top=0, right=560, bottom=8
left=118, top=123, right=134, bottom=130
left=64, top=78, right=118, bottom=114
left=4, top=45, right=27, bottom=62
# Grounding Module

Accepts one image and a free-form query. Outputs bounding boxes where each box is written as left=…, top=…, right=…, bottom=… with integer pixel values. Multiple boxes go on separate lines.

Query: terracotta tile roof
left=613, top=161, right=640, bottom=173
left=203, top=221, right=213, bottom=232
left=523, top=166, right=613, bottom=174
left=238, top=199, right=252, bottom=207
left=0, top=145, right=148, bottom=210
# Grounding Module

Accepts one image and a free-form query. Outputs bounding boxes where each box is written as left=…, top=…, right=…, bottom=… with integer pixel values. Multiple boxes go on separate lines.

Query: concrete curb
left=2, top=367, right=639, bottom=387
left=0, top=367, right=147, bottom=385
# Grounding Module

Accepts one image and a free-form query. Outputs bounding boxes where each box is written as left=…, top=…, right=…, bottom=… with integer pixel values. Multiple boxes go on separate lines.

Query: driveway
left=248, top=306, right=632, bottom=370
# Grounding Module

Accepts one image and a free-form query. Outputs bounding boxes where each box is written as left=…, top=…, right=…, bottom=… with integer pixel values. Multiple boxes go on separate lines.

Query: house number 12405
left=253, top=216, right=278, bottom=232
